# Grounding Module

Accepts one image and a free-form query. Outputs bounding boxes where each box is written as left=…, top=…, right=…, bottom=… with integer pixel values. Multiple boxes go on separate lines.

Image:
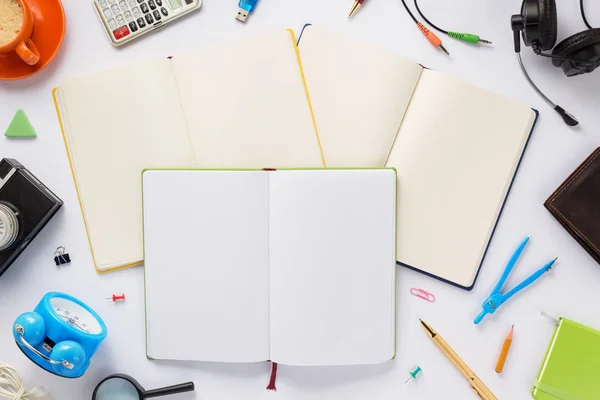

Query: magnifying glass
left=92, top=374, right=195, bottom=399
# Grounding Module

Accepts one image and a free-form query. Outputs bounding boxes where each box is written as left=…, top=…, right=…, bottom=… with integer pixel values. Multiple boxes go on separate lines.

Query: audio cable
left=400, top=0, right=449, bottom=55
left=0, top=363, right=50, bottom=400
left=412, top=0, right=492, bottom=45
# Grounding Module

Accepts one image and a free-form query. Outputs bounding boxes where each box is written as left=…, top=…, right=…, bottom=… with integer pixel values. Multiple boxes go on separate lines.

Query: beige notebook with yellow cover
left=299, top=26, right=537, bottom=289
left=54, top=30, right=324, bottom=273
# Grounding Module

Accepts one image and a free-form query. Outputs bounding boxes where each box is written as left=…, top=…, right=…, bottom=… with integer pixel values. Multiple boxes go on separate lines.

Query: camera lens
left=0, top=203, right=19, bottom=251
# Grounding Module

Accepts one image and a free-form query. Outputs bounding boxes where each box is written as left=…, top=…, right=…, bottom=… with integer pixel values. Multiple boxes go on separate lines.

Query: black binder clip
left=54, top=246, right=71, bottom=266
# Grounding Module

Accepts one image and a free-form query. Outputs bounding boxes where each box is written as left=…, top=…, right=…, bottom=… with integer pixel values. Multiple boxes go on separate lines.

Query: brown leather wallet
left=545, top=147, right=600, bottom=264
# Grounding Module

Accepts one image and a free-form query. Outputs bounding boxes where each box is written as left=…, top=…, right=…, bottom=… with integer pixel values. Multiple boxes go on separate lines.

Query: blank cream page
left=268, top=170, right=396, bottom=366
left=386, top=70, right=536, bottom=289
left=172, top=30, right=324, bottom=169
left=56, top=60, right=195, bottom=272
left=143, top=170, right=271, bottom=362
left=299, top=26, right=423, bottom=167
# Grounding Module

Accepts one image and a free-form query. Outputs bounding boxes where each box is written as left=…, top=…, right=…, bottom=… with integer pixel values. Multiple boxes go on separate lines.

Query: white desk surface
left=1, top=0, right=600, bottom=399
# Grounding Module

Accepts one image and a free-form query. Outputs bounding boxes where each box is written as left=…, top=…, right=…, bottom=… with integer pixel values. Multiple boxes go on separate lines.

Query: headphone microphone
left=511, top=0, right=600, bottom=127
left=511, top=14, right=579, bottom=127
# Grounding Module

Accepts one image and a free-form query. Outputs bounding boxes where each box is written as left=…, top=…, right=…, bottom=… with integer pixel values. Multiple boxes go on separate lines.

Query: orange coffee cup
left=0, top=0, right=40, bottom=65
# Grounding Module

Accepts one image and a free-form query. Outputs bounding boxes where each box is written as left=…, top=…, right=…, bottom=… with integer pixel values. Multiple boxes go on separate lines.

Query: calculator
left=93, top=0, right=202, bottom=47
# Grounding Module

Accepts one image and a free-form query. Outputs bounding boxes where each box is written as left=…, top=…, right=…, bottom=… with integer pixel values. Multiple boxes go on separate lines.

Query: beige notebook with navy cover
left=54, top=30, right=324, bottom=273
left=299, top=25, right=538, bottom=289
left=143, top=169, right=396, bottom=365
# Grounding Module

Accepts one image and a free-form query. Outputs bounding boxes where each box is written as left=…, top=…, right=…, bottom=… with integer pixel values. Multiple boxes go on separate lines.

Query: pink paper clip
left=410, top=288, right=436, bottom=303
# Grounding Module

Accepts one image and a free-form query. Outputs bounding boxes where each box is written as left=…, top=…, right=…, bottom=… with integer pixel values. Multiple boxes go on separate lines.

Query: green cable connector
left=447, top=32, right=492, bottom=45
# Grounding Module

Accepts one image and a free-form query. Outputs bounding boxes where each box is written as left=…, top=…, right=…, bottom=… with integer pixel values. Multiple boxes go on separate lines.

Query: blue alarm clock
left=13, top=292, right=107, bottom=378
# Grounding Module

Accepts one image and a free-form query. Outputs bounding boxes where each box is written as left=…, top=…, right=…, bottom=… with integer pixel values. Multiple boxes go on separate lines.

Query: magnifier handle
left=144, top=382, right=195, bottom=398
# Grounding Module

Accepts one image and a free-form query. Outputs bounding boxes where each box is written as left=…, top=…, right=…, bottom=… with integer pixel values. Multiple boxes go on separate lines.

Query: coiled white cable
left=0, top=364, right=50, bottom=400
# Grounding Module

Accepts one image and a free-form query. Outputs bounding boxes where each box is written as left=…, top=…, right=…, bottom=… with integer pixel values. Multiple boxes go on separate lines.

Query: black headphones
left=511, top=0, right=600, bottom=126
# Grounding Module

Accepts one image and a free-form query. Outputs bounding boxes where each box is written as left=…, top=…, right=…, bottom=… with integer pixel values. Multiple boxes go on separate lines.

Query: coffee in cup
left=0, top=0, right=39, bottom=65
left=0, top=0, right=24, bottom=47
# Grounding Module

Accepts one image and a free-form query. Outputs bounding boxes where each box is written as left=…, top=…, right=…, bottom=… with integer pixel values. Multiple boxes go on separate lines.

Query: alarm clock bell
left=13, top=292, right=107, bottom=378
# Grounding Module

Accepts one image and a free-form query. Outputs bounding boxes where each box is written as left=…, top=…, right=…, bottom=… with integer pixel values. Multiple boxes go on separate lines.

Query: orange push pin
left=106, top=293, right=126, bottom=302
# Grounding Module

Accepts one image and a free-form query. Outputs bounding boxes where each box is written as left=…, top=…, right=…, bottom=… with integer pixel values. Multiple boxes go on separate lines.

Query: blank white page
left=387, top=70, right=536, bottom=289
left=268, top=169, right=396, bottom=366
left=143, top=170, right=270, bottom=362
left=56, top=60, right=195, bottom=272
left=299, top=26, right=423, bottom=167
left=172, top=30, right=325, bottom=169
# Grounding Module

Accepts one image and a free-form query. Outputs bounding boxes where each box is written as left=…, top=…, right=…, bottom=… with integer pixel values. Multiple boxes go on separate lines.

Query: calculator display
left=169, top=0, right=181, bottom=8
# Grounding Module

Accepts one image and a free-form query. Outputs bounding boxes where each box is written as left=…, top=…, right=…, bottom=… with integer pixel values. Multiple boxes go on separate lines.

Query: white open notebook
left=143, top=169, right=397, bottom=365
left=299, top=25, right=538, bottom=289
left=54, top=30, right=324, bottom=273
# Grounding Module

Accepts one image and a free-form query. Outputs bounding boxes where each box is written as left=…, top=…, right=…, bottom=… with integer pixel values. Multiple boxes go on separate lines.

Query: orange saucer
left=0, top=0, right=65, bottom=81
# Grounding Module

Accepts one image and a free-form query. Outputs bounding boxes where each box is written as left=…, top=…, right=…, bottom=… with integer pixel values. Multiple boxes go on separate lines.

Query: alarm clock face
left=50, top=296, right=103, bottom=335
left=0, top=203, right=19, bottom=251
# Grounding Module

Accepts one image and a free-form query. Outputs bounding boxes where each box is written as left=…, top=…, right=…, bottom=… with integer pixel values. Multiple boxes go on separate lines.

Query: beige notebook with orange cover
left=54, top=30, right=324, bottom=273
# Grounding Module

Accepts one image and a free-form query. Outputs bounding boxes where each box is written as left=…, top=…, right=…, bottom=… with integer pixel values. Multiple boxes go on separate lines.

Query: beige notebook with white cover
left=54, top=30, right=324, bottom=273
left=143, top=169, right=396, bottom=365
left=299, top=26, right=537, bottom=289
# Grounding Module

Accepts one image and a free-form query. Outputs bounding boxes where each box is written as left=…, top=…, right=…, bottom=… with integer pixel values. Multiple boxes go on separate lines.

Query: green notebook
left=533, top=318, right=600, bottom=399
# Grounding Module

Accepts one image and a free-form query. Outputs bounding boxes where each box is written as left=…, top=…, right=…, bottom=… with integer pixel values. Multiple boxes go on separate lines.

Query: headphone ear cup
left=14, top=312, right=46, bottom=347
left=538, top=0, right=558, bottom=50
left=552, top=29, right=600, bottom=75
left=50, top=340, right=87, bottom=376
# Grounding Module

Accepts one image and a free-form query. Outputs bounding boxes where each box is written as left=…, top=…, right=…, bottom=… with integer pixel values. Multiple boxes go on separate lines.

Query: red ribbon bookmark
left=267, top=362, right=278, bottom=391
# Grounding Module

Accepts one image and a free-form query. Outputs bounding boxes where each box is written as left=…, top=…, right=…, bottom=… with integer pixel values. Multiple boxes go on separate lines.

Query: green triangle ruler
left=5, top=109, right=37, bottom=138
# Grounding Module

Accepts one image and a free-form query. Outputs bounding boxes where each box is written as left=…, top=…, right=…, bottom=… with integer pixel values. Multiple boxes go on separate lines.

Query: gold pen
left=347, top=0, right=365, bottom=19
left=420, top=320, right=498, bottom=400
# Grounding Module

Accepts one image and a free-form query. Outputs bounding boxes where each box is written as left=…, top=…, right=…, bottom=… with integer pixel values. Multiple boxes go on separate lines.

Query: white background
left=1, top=0, right=600, bottom=399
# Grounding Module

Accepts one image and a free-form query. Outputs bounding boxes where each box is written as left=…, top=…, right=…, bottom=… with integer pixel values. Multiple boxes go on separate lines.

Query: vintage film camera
left=0, top=159, right=63, bottom=277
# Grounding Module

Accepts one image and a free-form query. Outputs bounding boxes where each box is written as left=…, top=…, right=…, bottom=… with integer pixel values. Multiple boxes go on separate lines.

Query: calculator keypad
left=102, top=0, right=158, bottom=41
left=95, top=0, right=198, bottom=44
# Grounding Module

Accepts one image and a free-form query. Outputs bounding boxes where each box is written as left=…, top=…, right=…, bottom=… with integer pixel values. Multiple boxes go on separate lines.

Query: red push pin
left=106, top=293, right=126, bottom=302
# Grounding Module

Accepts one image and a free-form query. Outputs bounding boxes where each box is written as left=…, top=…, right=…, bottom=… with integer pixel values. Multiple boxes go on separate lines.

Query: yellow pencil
left=495, top=325, right=514, bottom=373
